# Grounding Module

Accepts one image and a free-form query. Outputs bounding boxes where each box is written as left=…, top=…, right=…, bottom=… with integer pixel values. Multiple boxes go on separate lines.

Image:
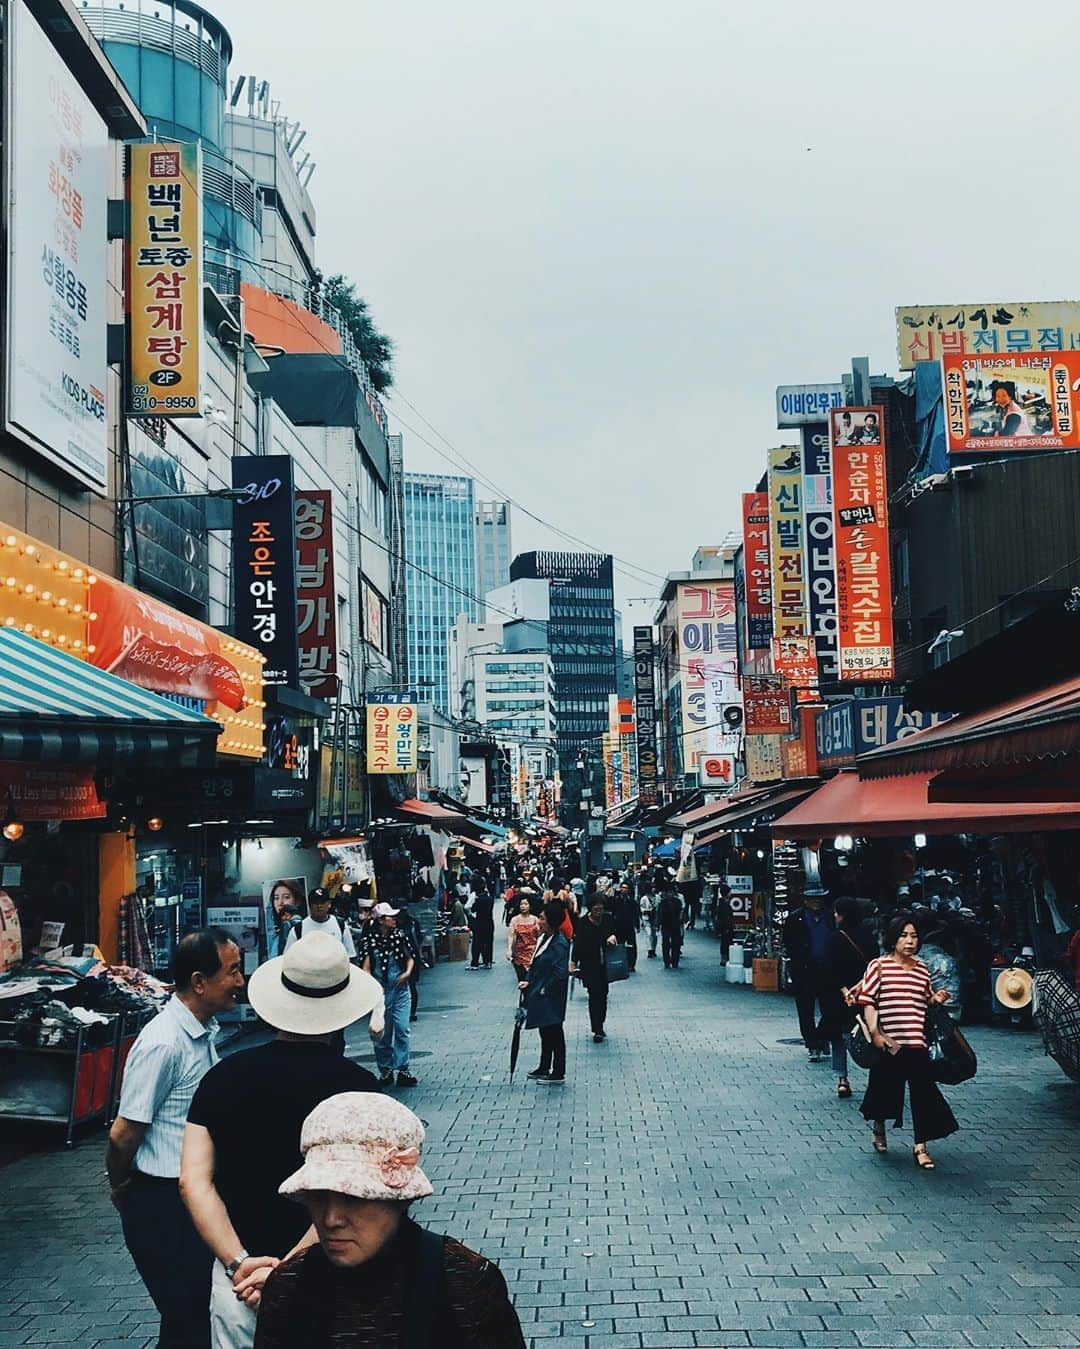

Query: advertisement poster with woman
left=263, top=877, right=308, bottom=959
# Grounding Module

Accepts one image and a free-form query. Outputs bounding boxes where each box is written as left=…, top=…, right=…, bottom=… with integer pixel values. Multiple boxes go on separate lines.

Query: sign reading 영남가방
left=775, top=383, right=844, bottom=427
left=895, top=301, right=1080, bottom=371
left=365, top=694, right=417, bottom=774
left=741, top=492, right=772, bottom=650
left=231, top=456, right=299, bottom=687
left=294, top=491, right=338, bottom=700
left=4, top=0, right=109, bottom=493
left=127, top=143, right=202, bottom=417
left=830, top=408, right=894, bottom=682
left=767, top=446, right=808, bottom=642
left=941, top=350, right=1080, bottom=453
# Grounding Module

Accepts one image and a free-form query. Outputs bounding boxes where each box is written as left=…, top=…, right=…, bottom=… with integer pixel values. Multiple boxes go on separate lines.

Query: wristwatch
left=223, top=1250, right=249, bottom=1279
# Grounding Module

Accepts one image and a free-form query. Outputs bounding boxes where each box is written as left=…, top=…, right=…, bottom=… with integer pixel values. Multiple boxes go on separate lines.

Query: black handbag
left=604, top=943, right=630, bottom=982
left=845, top=1013, right=882, bottom=1070
left=926, top=1004, right=977, bottom=1084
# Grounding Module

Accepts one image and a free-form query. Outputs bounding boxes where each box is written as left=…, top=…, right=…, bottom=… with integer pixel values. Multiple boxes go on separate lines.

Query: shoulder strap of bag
left=403, top=1225, right=449, bottom=1349
left=839, top=929, right=864, bottom=957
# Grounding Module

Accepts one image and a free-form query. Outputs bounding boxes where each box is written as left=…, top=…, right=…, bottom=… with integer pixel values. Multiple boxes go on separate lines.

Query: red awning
left=456, top=834, right=495, bottom=853
left=395, top=798, right=468, bottom=826
left=679, top=781, right=820, bottom=844
left=858, top=675, right=1080, bottom=778
left=771, top=768, right=1080, bottom=840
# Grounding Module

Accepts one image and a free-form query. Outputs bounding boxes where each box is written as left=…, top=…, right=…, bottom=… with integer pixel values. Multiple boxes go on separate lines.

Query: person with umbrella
left=517, top=902, right=571, bottom=1085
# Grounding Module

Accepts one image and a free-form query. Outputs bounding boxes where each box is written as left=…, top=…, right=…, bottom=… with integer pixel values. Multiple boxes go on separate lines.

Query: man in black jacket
left=571, top=899, right=617, bottom=1042
left=782, top=886, right=833, bottom=1062
left=610, top=882, right=640, bottom=972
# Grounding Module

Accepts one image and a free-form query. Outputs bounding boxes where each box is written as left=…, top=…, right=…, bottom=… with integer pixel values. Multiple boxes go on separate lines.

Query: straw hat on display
left=995, top=967, right=1034, bottom=1010
left=248, top=931, right=382, bottom=1036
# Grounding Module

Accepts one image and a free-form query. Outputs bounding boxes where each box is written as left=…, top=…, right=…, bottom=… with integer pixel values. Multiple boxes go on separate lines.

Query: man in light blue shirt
left=107, top=928, right=244, bottom=1348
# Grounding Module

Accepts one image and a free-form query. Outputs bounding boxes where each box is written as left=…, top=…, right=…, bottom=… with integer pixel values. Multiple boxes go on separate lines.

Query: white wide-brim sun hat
left=248, top=931, right=382, bottom=1036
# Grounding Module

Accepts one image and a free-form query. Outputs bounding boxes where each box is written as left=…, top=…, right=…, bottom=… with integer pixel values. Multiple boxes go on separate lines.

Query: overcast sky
left=219, top=0, right=1080, bottom=629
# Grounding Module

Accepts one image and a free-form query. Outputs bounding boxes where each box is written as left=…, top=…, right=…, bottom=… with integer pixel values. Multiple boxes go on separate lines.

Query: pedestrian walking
left=360, top=903, right=418, bottom=1089
left=658, top=885, right=685, bottom=969
left=285, top=887, right=357, bottom=960
left=820, top=897, right=877, bottom=1100
left=395, top=904, right=425, bottom=1021
left=521, top=902, right=571, bottom=1084
left=571, top=898, right=617, bottom=1041
left=783, top=886, right=833, bottom=1062
left=251, top=1093, right=525, bottom=1346
left=856, top=912, right=957, bottom=1169
left=468, top=884, right=495, bottom=970
left=680, top=874, right=704, bottom=931
left=506, top=893, right=541, bottom=982
left=179, top=933, right=383, bottom=1348
left=107, top=928, right=245, bottom=1348
left=611, top=882, right=640, bottom=972
left=640, top=888, right=658, bottom=959
left=715, top=882, right=735, bottom=964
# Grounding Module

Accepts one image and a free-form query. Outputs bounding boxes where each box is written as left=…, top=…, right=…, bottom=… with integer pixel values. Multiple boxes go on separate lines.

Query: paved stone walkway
left=1, top=930, right=1079, bottom=1347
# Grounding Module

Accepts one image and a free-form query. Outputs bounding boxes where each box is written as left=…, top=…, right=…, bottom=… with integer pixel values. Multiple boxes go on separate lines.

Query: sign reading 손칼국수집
left=941, top=350, right=1080, bottom=453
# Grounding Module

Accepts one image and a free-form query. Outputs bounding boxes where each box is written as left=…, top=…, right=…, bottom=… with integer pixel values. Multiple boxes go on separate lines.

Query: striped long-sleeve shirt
left=857, top=956, right=933, bottom=1049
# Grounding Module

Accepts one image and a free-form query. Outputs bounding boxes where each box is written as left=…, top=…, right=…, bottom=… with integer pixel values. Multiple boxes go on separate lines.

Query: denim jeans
left=375, top=976, right=411, bottom=1075
left=831, top=1035, right=848, bottom=1076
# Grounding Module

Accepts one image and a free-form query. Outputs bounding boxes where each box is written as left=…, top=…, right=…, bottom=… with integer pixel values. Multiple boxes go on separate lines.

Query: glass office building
left=475, top=500, right=511, bottom=601
left=404, top=474, right=478, bottom=713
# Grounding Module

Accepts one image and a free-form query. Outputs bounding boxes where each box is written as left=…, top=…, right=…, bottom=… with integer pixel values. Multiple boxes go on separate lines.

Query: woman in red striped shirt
left=855, top=913, right=958, bottom=1169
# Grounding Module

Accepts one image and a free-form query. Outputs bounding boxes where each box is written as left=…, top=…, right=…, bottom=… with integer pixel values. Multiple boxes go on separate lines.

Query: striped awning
left=0, top=627, right=222, bottom=769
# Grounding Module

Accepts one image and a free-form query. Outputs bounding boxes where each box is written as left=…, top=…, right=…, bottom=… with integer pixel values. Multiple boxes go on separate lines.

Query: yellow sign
left=127, top=142, right=202, bottom=417
left=767, top=445, right=808, bottom=642
left=365, top=696, right=417, bottom=774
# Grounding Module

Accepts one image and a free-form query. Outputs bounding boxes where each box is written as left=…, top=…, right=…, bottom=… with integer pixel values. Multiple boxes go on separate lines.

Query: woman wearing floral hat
left=253, top=1092, right=525, bottom=1347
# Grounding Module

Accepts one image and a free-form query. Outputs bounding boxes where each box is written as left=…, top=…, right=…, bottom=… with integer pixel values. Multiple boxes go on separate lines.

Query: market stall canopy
left=857, top=674, right=1080, bottom=779
left=771, top=768, right=1080, bottom=840
left=674, top=780, right=820, bottom=842
left=456, top=834, right=496, bottom=854
left=0, top=628, right=221, bottom=769
left=394, top=798, right=469, bottom=827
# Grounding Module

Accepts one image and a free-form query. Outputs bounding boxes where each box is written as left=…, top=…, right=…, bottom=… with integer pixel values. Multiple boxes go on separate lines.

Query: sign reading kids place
left=127, top=143, right=202, bottom=417
left=830, top=407, right=894, bottom=681
left=365, top=693, right=417, bottom=774
left=941, top=351, right=1080, bottom=454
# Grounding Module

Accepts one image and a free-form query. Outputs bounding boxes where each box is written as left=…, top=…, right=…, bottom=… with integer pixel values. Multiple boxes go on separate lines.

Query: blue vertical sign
left=801, top=422, right=839, bottom=682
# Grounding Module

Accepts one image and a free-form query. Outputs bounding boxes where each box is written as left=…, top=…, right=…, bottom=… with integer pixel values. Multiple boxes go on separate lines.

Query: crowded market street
left=2, top=931, right=1078, bottom=1349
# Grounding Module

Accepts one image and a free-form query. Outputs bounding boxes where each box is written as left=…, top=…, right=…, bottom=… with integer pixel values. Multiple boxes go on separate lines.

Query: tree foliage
left=322, top=273, right=395, bottom=392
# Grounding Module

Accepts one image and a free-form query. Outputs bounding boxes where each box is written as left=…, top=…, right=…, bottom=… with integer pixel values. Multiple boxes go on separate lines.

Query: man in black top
left=180, top=932, right=383, bottom=1348
left=782, top=886, right=834, bottom=1063
left=610, top=881, right=641, bottom=972
left=571, top=899, right=618, bottom=1042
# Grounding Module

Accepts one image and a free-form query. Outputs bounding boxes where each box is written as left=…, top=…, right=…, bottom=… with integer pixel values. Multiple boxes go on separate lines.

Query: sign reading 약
left=941, top=351, right=1080, bottom=453
left=896, top=301, right=1080, bottom=371
left=767, top=446, right=808, bottom=641
left=126, top=143, right=202, bottom=417
left=231, top=456, right=299, bottom=687
left=741, top=491, right=772, bottom=650
left=632, top=626, right=659, bottom=807
left=776, top=383, right=844, bottom=427
left=800, top=422, right=839, bottom=681
left=4, top=0, right=109, bottom=493
left=830, top=409, right=894, bottom=681
left=294, top=491, right=338, bottom=699
left=365, top=693, right=417, bottom=774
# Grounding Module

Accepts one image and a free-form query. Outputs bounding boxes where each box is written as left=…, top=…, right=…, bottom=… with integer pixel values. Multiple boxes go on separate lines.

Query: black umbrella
left=509, top=991, right=527, bottom=1079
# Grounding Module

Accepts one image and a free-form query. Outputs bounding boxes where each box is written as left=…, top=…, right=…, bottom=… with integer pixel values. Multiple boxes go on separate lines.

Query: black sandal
left=914, top=1145, right=935, bottom=1170
left=871, top=1126, right=888, bottom=1153
left=837, top=1078, right=852, bottom=1098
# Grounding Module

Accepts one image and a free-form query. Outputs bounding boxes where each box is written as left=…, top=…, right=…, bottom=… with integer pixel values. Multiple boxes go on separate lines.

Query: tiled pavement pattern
left=1, top=929, right=1079, bottom=1347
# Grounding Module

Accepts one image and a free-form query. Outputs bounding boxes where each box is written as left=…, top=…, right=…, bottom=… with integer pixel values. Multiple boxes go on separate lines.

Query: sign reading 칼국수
left=741, top=492, right=772, bottom=650
left=365, top=694, right=417, bottom=774
left=4, top=0, right=109, bottom=493
left=127, top=143, right=202, bottom=416
left=767, top=446, right=808, bottom=641
left=231, top=456, right=300, bottom=687
left=776, top=383, right=844, bottom=427
left=830, top=408, right=894, bottom=682
left=941, top=351, right=1080, bottom=453
left=896, top=301, right=1080, bottom=371
left=294, top=491, right=338, bottom=700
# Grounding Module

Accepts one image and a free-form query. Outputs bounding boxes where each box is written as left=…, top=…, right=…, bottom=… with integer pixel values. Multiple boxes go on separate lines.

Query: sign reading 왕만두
left=895, top=301, right=1080, bottom=371
left=941, top=350, right=1080, bottom=454
left=365, top=693, right=417, bottom=774
left=127, top=142, right=202, bottom=417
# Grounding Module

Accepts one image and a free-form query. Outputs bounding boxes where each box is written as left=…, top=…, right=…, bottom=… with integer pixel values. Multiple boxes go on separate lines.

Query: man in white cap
left=285, top=886, right=356, bottom=959
left=179, top=933, right=384, bottom=1348
left=360, top=903, right=417, bottom=1089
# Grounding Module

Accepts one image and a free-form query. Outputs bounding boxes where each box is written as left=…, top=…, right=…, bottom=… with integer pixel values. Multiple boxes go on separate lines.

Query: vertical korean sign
left=231, top=456, right=299, bottom=687
left=4, top=0, right=109, bottom=492
left=126, top=143, right=202, bottom=416
left=741, top=492, right=772, bottom=649
left=767, top=446, right=808, bottom=642
left=294, top=491, right=338, bottom=699
left=800, top=422, right=839, bottom=681
left=365, top=693, right=417, bottom=774
left=632, top=626, right=659, bottom=807
left=830, top=408, right=895, bottom=681
left=676, top=581, right=739, bottom=771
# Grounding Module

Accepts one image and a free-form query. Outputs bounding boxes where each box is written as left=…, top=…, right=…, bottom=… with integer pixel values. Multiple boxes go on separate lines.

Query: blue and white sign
left=815, top=698, right=955, bottom=768
left=801, top=422, right=839, bottom=681
left=776, top=383, right=844, bottom=428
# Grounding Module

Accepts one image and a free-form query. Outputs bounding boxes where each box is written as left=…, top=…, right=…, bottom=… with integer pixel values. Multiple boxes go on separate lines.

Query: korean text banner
left=744, top=677, right=793, bottom=736
left=895, top=301, right=1080, bottom=371
left=830, top=408, right=895, bottom=681
left=632, top=626, right=659, bottom=807
left=676, top=581, right=738, bottom=770
left=767, top=446, right=808, bottom=641
left=127, top=143, right=202, bottom=417
left=815, top=698, right=954, bottom=766
left=776, top=384, right=844, bottom=427
left=800, top=422, right=838, bottom=682
left=741, top=492, right=772, bottom=650
left=4, top=0, right=109, bottom=493
left=941, top=351, right=1080, bottom=453
left=745, top=733, right=782, bottom=783
left=366, top=694, right=417, bottom=774
left=295, top=491, right=338, bottom=700
left=231, top=456, right=299, bottom=687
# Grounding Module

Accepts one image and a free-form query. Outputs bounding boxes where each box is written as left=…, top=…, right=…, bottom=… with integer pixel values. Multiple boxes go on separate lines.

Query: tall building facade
left=508, top=552, right=617, bottom=806
left=404, top=473, right=478, bottom=712
left=475, top=500, right=511, bottom=599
